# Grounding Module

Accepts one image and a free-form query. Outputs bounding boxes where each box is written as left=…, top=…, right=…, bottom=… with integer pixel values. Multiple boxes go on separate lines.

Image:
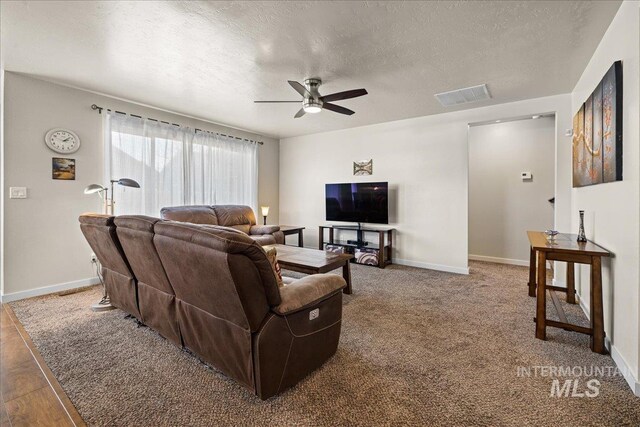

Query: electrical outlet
left=9, top=187, right=27, bottom=199
left=90, top=253, right=97, bottom=263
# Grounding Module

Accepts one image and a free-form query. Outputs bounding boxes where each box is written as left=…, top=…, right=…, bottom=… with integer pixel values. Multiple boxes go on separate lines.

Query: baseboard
left=394, top=258, right=470, bottom=275
left=578, top=293, right=590, bottom=318
left=0, top=277, right=100, bottom=303
left=574, top=290, right=640, bottom=397
left=608, top=339, right=640, bottom=397
left=468, top=254, right=529, bottom=267
left=306, top=245, right=470, bottom=275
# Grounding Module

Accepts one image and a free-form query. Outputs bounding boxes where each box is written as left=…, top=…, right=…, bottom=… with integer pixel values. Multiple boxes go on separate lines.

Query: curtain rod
left=90, top=104, right=264, bottom=145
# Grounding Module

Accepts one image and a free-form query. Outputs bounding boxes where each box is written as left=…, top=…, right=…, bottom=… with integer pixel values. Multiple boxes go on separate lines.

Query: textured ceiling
left=0, top=1, right=621, bottom=138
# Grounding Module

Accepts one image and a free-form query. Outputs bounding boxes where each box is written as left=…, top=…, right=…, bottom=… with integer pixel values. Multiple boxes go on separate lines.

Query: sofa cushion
left=230, top=224, right=252, bottom=235
left=250, top=234, right=277, bottom=245
left=154, top=222, right=281, bottom=307
left=250, top=225, right=281, bottom=235
left=160, top=205, right=218, bottom=225
left=213, top=205, right=256, bottom=227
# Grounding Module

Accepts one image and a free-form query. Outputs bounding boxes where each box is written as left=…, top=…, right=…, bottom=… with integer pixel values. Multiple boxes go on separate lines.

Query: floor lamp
left=84, top=178, right=140, bottom=311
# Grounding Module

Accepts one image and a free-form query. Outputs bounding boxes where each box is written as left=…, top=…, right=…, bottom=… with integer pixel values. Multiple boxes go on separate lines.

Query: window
left=104, top=111, right=258, bottom=216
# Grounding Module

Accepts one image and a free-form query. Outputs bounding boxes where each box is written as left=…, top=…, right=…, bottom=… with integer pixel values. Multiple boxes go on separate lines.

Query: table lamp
left=261, top=206, right=270, bottom=225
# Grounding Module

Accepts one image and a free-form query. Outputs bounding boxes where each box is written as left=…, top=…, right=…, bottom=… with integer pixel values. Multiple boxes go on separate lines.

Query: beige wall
left=569, top=0, right=640, bottom=390
left=279, top=94, right=571, bottom=275
left=469, top=117, right=555, bottom=264
left=1, top=72, right=279, bottom=300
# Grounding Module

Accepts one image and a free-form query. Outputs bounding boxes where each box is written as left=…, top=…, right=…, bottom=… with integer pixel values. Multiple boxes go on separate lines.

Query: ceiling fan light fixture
left=303, top=99, right=323, bottom=114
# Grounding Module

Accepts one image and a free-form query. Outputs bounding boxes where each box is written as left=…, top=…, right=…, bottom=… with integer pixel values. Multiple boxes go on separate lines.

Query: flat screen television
left=325, top=182, right=388, bottom=224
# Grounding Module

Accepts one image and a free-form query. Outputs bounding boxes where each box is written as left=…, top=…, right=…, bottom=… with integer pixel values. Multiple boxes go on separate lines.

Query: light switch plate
left=521, top=172, right=532, bottom=181
left=9, top=187, right=27, bottom=199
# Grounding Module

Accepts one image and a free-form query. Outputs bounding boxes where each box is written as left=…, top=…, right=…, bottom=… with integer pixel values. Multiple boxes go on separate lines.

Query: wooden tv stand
left=318, top=225, right=394, bottom=268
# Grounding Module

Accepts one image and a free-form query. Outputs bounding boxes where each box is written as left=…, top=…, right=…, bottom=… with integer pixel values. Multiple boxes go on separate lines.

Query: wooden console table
left=527, top=231, right=611, bottom=354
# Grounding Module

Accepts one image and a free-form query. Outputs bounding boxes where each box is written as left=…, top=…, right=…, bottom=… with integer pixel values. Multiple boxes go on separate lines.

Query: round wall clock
left=44, top=128, right=81, bottom=154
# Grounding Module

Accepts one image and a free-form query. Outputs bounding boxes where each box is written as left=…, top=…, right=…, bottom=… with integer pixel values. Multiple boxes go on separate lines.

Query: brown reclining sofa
left=79, top=213, right=345, bottom=399
left=160, top=205, right=284, bottom=246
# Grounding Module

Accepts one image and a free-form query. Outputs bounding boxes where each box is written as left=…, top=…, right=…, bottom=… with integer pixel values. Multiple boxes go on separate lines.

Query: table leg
left=528, top=246, right=536, bottom=297
left=342, top=261, right=352, bottom=295
left=566, top=262, right=576, bottom=304
left=298, top=230, right=304, bottom=248
left=536, top=251, right=547, bottom=340
left=318, top=227, right=323, bottom=250
left=591, top=256, right=606, bottom=354
left=378, top=231, right=384, bottom=268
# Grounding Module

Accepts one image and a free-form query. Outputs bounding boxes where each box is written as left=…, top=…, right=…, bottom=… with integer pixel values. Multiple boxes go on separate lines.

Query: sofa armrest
left=250, top=225, right=281, bottom=235
left=273, top=274, right=346, bottom=315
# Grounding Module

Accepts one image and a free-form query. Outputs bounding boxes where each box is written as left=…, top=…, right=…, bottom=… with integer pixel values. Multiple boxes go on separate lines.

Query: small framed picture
left=353, top=159, right=373, bottom=176
left=52, top=157, right=76, bottom=180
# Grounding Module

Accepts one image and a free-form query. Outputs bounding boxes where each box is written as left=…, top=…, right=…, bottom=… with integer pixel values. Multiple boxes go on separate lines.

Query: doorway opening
left=468, top=114, right=556, bottom=268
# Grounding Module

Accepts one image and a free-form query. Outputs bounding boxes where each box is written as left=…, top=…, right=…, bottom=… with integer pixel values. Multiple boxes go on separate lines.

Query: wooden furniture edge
left=2, top=303, right=86, bottom=427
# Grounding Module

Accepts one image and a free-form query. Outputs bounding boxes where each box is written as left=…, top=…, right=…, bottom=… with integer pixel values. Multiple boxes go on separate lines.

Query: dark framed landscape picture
left=52, top=157, right=76, bottom=180
left=572, top=60, right=623, bottom=187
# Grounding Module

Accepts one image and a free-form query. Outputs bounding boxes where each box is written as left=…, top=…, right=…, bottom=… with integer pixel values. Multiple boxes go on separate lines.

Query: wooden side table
left=279, top=226, right=305, bottom=247
left=527, top=231, right=611, bottom=354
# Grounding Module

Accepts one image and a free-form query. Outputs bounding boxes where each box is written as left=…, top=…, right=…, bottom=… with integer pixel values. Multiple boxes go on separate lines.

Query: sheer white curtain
left=186, top=132, right=258, bottom=211
left=104, top=111, right=258, bottom=216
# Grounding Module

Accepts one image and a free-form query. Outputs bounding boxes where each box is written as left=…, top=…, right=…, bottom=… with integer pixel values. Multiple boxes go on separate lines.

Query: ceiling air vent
left=434, top=84, right=491, bottom=107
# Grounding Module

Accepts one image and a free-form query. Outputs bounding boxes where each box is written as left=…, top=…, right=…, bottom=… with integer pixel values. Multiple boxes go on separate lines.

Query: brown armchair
left=160, top=205, right=284, bottom=245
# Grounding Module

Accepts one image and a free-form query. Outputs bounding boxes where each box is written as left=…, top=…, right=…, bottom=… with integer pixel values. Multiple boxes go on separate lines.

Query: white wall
left=469, top=117, right=555, bottom=265
left=280, top=94, right=572, bottom=275
left=1, top=72, right=279, bottom=300
left=569, top=0, right=640, bottom=390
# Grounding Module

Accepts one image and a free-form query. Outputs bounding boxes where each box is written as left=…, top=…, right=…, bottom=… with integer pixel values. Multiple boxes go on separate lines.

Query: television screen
left=325, top=182, right=389, bottom=224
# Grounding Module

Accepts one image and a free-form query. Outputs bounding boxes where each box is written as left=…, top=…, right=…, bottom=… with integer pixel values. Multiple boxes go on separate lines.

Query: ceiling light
left=532, top=115, right=541, bottom=119
left=303, top=99, right=323, bottom=114
left=435, top=84, right=491, bottom=107
left=495, top=120, right=501, bottom=123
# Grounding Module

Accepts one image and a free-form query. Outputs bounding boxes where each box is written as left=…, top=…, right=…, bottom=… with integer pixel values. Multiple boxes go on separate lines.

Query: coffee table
left=270, top=244, right=354, bottom=294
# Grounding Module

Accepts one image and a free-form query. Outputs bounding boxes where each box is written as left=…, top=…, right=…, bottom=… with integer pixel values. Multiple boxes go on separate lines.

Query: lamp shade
left=84, top=184, right=107, bottom=194
left=261, top=206, right=270, bottom=216
left=116, top=178, right=140, bottom=188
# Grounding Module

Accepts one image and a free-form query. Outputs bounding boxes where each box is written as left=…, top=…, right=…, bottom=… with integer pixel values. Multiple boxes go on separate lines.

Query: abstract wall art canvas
left=52, top=157, right=76, bottom=180
left=353, top=159, right=373, bottom=176
left=572, top=61, right=623, bottom=187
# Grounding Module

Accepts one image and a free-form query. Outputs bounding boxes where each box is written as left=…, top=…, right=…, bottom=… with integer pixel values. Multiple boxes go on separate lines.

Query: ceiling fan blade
left=322, top=103, right=355, bottom=116
left=288, top=80, right=311, bottom=98
left=320, top=88, right=368, bottom=103
left=254, top=101, right=301, bottom=103
left=294, top=108, right=306, bottom=118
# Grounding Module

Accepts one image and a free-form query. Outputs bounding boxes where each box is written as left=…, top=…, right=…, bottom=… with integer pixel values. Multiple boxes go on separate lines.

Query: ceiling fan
left=254, top=78, right=368, bottom=118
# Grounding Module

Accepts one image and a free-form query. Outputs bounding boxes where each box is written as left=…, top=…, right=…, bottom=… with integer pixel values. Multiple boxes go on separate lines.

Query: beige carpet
left=9, top=261, right=640, bottom=426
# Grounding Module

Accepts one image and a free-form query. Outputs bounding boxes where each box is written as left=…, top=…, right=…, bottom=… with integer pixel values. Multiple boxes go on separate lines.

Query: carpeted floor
left=9, top=261, right=640, bottom=426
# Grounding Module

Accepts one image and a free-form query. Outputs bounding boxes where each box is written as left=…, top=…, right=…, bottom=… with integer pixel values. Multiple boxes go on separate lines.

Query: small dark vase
left=577, top=210, right=587, bottom=242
